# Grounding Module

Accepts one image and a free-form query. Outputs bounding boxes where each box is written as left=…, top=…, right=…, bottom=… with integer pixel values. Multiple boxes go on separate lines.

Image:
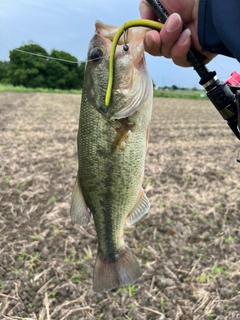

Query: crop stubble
left=0, top=92, right=240, bottom=319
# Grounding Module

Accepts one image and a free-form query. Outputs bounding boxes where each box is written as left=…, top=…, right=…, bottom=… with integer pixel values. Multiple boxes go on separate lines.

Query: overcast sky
left=0, top=0, right=239, bottom=88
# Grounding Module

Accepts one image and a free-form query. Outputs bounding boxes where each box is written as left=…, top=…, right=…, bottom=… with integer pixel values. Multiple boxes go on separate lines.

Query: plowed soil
left=1, top=92, right=240, bottom=320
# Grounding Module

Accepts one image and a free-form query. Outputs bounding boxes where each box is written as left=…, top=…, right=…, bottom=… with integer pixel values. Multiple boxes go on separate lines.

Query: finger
left=143, top=13, right=183, bottom=57
left=171, top=29, right=192, bottom=67
left=139, top=0, right=158, bottom=20
left=171, top=29, right=216, bottom=67
left=160, top=13, right=182, bottom=58
left=144, top=30, right=162, bottom=56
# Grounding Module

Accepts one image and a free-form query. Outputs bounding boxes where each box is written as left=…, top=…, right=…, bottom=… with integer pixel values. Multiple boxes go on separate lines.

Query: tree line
left=0, top=43, right=86, bottom=90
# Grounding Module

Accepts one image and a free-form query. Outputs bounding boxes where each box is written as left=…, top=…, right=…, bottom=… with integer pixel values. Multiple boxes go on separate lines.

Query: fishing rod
left=104, top=1, right=240, bottom=161
left=146, top=0, right=240, bottom=147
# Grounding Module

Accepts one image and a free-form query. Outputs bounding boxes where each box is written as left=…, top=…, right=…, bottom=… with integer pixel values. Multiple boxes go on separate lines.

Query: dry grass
left=0, top=92, right=240, bottom=320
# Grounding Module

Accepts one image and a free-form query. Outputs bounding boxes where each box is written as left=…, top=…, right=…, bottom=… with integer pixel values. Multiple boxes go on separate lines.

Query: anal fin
left=126, top=189, right=150, bottom=226
left=70, top=176, right=91, bottom=226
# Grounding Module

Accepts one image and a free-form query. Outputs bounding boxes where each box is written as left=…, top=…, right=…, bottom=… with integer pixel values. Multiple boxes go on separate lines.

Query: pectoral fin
left=126, top=189, right=150, bottom=226
left=70, top=177, right=91, bottom=226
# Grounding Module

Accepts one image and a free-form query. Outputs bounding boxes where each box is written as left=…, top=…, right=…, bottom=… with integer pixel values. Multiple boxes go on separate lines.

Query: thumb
left=139, top=0, right=158, bottom=20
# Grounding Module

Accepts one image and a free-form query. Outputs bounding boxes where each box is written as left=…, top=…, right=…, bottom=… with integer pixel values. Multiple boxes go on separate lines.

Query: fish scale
left=79, top=92, right=145, bottom=249
left=70, top=20, right=153, bottom=292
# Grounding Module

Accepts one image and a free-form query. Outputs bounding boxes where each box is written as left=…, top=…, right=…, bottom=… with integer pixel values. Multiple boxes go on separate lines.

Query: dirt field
left=1, top=92, right=240, bottom=320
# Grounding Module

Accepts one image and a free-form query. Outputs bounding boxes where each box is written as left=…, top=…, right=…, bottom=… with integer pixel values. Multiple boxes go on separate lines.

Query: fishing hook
left=123, top=29, right=129, bottom=52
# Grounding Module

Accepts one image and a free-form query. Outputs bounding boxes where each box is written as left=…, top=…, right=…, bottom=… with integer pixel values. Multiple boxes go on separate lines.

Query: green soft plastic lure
left=105, top=19, right=164, bottom=107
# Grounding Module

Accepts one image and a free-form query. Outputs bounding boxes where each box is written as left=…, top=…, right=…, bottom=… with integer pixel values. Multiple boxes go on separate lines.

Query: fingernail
left=165, top=13, right=181, bottom=32
left=178, top=28, right=191, bottom=45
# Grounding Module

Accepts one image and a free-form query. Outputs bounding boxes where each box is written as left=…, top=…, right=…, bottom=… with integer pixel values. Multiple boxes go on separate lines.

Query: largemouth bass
left=70, top=21, right=153, bottom=292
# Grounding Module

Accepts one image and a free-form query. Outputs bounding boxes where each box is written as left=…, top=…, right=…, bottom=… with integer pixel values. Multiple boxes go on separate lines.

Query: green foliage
left=207, top=313, right=216, bottom=319
left=46, top=49, right=82, bottom=90
left=154, top=89, right=207, bottom=99
left=3, top=42, right=85, bottom=90
left=172, top=84, right=178, bottom=90
left=8, top=43, right=48, bottom=88
left=49, top=196, right=58, bottom=204
left=0, top=84, right=81, bottom=94
left=117, top=284, right=136, bottom=297
left=0, top=61, right=9, bottom=83
left=50, top=291, right=58, bottom=298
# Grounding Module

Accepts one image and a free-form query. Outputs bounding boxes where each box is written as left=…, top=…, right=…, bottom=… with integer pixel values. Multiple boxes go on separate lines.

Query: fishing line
left=123, top=29, right=129, bottom=52
left=3, top=45, right=235, bottom=85
left=2, top=11, right=237, bottom=89
left=0, top=44, right=114, bottom=65
left=0, top=44, right=81, bottom=64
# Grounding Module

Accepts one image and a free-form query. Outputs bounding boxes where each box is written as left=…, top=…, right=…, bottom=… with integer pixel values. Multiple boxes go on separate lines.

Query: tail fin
left=93, top=246, right=142, bottom=292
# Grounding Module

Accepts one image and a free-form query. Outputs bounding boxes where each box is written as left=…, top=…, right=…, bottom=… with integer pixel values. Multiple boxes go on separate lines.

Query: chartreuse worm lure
left=105, top=19, right=164, bottom=107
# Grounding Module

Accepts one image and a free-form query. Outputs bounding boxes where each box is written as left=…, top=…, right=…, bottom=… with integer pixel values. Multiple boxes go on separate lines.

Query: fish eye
left=90, top=48, right=103, bottom=62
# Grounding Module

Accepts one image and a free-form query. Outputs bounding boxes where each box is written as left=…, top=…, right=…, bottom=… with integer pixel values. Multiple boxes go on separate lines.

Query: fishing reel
left=146, top=0, right=240, bottom=162
left=191, top=68, right=240, bottom=162
left=202, top=71, right=240, bottom=141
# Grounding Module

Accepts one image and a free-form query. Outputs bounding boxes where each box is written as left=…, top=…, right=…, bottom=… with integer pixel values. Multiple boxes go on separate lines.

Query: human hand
left=139, top=0, right=216, bottom=67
